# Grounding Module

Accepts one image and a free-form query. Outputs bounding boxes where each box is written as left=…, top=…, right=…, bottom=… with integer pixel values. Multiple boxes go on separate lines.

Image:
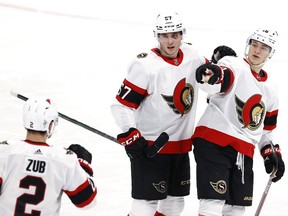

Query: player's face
left=247, top=39, right=271, bottom=65
left=158, top=32, right=182, bottom=58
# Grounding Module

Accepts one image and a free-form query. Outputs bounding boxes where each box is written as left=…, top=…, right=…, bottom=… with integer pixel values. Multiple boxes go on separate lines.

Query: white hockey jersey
left=111, top=43, right=208, bottom=154
left=193, top=56, right=279, bottom=158
left=0, top=140, right=97, bottom=216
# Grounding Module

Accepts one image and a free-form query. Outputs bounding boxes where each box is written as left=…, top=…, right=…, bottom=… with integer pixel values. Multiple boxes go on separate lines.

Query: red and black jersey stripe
left=64, top=178, right=97, bottom=208
left=220, top=67, right=234, bottom=93
left=264, top=110, right=278, bottom=130
left=116, top=79, right=148, bottom=109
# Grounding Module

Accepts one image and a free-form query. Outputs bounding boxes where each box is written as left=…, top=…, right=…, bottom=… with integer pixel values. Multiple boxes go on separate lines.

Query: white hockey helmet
left=23, top=97, right=59, bottom=137
left=246, top=28, right=278, bottom=60
left=153, top=12, right=186, bottom=37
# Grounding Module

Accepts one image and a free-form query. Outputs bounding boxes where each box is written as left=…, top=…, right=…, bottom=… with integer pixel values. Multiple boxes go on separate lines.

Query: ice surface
left=0, top=1, right=287, bottom=215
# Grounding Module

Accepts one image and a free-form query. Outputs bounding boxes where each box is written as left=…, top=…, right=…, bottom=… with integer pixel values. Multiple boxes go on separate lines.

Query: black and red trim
left=116, top=79, right=148, bottom=109
left=147, top=138, right=192, bottom=154
left=0, top=177, right=2, bottom=190
left=220, top=67, right=235, bottom=93
left=264, top=110, right=278, bottom=130
left=192, top=126, right=255, bottom=158
left=64, top=179, right=97, bottom=208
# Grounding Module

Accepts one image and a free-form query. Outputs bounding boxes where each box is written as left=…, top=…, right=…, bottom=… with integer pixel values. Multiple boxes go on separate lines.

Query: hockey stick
left=254, top=141, right=278, bottom=216
left=10, top=91, right=119, bottom=143
left=10, top=91, right=169, bottom=157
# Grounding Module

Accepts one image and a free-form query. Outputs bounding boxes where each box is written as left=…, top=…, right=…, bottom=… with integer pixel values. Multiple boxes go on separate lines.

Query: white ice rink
left=0, top=0, right=287, bottom=215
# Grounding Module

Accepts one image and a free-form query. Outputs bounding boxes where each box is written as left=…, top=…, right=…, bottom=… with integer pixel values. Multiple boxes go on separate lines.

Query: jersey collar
left=152, top=48, right=184, bottom=66
left=244, top=58, right=268, bottom=82
left=24, top=140, right=49, bottom=146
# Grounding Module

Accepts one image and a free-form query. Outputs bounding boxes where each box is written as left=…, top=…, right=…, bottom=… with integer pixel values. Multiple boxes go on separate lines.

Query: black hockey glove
left=196, top=63, right=223, bottom=85
left=211, top=45, right=237, bottom=63
left=261, top=144, right=285, bottom=182
left=117, top=128, right=148, bottom=159
left=68, top=144, right=94, bottom=176
left=117, top=128, right=169, bottom=159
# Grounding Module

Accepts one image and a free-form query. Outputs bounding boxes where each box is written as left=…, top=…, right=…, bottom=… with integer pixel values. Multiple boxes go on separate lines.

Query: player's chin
left=166, top=48, right=178, bottom=56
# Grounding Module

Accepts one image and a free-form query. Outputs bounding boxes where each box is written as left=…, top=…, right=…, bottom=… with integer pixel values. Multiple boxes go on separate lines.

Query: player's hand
left=68, top=144, right=94, bottom=176
left=117, top=128, right=148, bottom=159
left=211, top=45, right=237, bottom=63
left=117, top=128, right=169, bottom=159
left=196, top=64, right=223, bottom=85
left=261, top=144, right=285, bottom=182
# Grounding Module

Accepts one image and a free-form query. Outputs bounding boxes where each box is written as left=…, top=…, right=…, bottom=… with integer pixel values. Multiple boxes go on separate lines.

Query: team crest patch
left=210, top=180, right=227, bottom=194
left=235, top=94, right=265, bottom=131
left=137, top=53, right=148, bottom=58
left=152, top=181, right=167, bottom=193
left=162, top=78, right=194, bottom=116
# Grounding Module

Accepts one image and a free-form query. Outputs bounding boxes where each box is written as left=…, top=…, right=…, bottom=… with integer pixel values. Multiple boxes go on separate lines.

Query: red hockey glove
left=196, top=63, right=223, bottom=85
left=261, top=144, right=285, bottom=182
left=211, top=45, right=237, bottom=63
left=68, top=144, right=94, bottom=176
left=117, top=128, right=169, bottom=159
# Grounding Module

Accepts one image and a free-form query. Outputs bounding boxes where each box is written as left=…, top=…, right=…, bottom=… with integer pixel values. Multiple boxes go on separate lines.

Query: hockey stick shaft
left=11, top=91, right=169, bottom=157
left=254, top=141, right=278, bottom=216
left=254, top=178, right=273, bottom=216
left=10, top=91, right=119, bottom=143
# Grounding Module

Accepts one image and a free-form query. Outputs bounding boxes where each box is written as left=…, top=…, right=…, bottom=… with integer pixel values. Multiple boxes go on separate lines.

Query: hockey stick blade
left=145, top=132, right=169, bottom=158
left=10, top=91, right=118, bottom=143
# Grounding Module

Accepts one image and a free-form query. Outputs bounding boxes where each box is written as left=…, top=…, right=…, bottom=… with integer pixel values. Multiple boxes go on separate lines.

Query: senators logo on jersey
left=161, top=78, right=194, bottom=116
left=235, top=94, right=265, bottom=131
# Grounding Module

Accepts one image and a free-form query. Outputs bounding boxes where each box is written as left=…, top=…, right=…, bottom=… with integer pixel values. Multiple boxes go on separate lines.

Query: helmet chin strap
left=246, top=56, right=266, bottom=69
left=47, top=121, right=56, bottom=139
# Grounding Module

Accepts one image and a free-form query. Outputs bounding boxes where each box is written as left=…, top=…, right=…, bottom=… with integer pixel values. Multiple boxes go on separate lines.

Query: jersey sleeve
left=116, top=60, right=149, bottom=109
left=258, top=88, right=279, bottom=150
left=63, top=156, right=97, bottom=209
left=111, top=59, right=150, bottom=132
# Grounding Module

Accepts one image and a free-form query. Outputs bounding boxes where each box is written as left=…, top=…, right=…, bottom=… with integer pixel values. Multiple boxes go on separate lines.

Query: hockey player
left=110, top=12, right=209, bottom=216
left=192, top=29, right=285, bottom=215
left=0, top=97, right=97, bottom=215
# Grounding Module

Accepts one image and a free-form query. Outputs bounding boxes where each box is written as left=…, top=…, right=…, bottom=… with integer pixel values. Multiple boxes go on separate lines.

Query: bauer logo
left=244, top=196, right=252, bottom=201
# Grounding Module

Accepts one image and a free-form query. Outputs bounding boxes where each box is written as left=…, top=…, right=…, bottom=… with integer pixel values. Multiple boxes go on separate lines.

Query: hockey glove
left=117, top=128, right=169, bottom=159
left=68, top=144, right=94, bottom=176
left=211, top=45, right=237, bottom=63
left=261, top=144, right=285, bottom=182
left=196, top=63, right=223, bottom=85
left=117, top=128, right=148, bottom=159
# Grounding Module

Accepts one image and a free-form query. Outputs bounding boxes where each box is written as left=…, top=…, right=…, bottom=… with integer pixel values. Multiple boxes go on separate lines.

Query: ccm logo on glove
left=117, top=128, right=141, bottom=146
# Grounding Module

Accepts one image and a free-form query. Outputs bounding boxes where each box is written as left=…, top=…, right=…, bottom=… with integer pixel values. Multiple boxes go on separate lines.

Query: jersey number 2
left=15, top=175, right=46, bottom=216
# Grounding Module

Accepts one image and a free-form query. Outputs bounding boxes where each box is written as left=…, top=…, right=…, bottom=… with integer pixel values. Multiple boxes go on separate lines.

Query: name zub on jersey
left=24, top=155, right=47, bottom=176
